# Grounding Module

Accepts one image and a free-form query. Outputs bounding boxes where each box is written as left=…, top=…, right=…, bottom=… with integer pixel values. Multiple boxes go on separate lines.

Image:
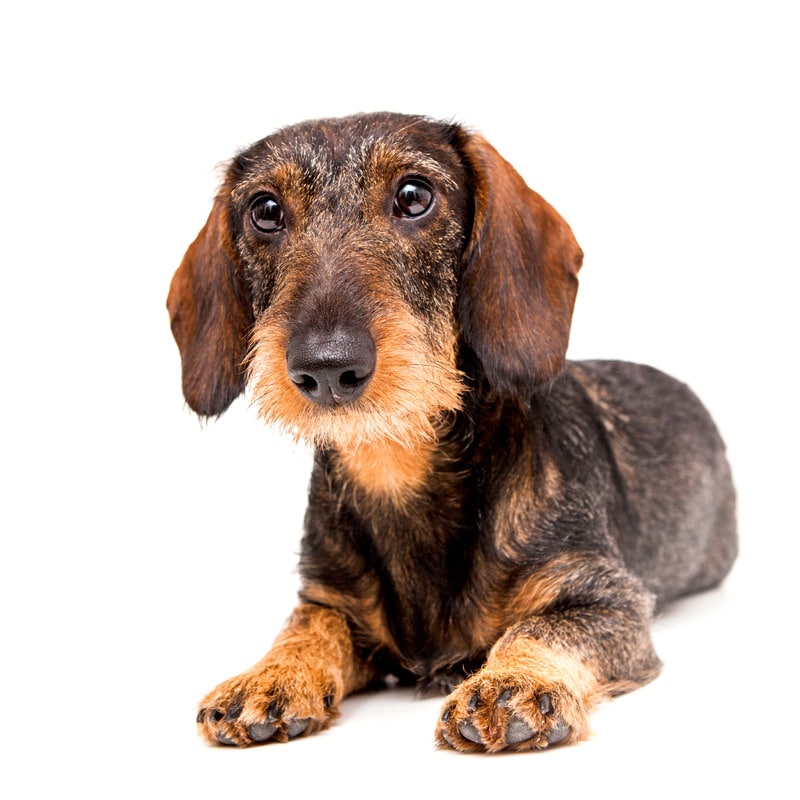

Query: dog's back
left=566, top=360, right=737, bottom=604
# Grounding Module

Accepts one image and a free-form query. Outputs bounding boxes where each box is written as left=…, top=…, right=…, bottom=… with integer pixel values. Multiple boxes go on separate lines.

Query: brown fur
left=169, top=113, right=737, bottom=752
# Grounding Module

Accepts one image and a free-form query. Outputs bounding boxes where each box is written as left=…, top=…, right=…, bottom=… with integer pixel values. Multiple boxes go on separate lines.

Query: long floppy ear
left=455, top=132, right=584, bottom=394
left=167, top=188, right=253, bottom=417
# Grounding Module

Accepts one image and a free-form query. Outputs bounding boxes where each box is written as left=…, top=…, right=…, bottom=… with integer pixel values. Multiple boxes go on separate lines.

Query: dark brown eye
left=250, top=194, right=285, bottom=233
left=393, top=180, right=433, bottom=218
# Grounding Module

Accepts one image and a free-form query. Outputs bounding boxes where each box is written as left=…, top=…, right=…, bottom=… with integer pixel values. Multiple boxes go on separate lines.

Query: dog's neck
left=330, top=383, right=533, bottom=508
left=334, top=436, right=440, bottom=507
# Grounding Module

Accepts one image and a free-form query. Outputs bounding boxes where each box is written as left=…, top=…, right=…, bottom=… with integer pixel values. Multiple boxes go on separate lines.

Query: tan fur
left=335, top=437, right=438, bottom=505
left=437, top=636, right=603, bottom=752
left=197, top=605, right=372, bottom=746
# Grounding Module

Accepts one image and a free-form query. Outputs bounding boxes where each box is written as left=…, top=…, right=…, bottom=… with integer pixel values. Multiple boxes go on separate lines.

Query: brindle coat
left=168, top=112, right=737, bottom=752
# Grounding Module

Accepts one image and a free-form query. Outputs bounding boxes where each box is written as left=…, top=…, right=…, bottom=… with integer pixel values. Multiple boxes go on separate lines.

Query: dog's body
left=168, top=113, right=737, bottom=752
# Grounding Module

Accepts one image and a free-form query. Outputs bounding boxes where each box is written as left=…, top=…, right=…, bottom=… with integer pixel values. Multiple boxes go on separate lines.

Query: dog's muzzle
left=286, top=327, right=375, bottom=406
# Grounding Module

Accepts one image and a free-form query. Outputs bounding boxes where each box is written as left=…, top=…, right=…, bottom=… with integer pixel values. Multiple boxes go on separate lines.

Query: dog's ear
left=167, top=186, right=253, bottom=417
left=455, top=132, right=583, bottom=394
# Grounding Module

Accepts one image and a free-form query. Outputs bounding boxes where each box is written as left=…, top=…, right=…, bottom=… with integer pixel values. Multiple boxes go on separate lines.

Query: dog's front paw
left=435, top=668, right=589, bottom=753
left=196, top=661, right=339, bottom=747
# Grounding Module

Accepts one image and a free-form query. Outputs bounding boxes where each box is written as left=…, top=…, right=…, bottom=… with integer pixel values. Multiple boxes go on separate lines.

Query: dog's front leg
left=436, top=559, right=662, bottom=753
left=196, top=604, right=371, bottom=746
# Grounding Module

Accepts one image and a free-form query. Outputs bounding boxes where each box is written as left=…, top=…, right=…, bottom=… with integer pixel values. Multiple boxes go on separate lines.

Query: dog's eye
left=250, top=194, right=285, bottom=233
left=393, top=180, right=433, bottom=218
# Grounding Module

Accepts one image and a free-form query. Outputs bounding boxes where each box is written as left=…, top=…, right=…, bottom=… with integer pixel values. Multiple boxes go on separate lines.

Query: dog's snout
left=287, top=328, right=375, bottom=406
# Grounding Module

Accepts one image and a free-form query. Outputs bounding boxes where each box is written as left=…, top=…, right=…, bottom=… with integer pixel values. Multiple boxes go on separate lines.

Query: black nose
left=286, top=328, right=375, bottom=406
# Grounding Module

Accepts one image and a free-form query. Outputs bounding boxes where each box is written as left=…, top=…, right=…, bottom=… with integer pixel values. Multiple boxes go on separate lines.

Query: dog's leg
left=436, top=559, right=661, bottom=752
left=196, top=604, right=371, bottom=746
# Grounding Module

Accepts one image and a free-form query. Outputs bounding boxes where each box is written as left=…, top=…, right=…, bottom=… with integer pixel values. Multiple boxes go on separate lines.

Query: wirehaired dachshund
left=167, top=112, right=737, bottom=752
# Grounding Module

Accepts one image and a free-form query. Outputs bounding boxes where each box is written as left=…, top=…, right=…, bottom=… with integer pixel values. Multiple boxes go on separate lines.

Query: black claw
left=458, top=720, right=483, bottom=744
left=539, top=693, right=553, bottom=715
left=441, top=706, right=453, bottom=723
left=225, top=703, right=242, bottom=722
left=323, top=694, right=334, bottom=709
left=466, top=692, right=481, bottom=712
left=196, top=709, right=206, bottom=724
left=497, top=688, right=513, bottom=707
left=287, top=718, right=310, bottom=739
left=247, top=722, right=278, bottom=743
left=210, top=709, right=225, bottom=723
left=506, top=714, right=535, bottom=745
left=267, top=701, right=283, bottom=723
left=216, top=733, right=237, bottom=746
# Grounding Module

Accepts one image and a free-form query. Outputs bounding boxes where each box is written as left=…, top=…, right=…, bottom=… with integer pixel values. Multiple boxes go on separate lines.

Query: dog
left=167, top=112, right=737, bottom=752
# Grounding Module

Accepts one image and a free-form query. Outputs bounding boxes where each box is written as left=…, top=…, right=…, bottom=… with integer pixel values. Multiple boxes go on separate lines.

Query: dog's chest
left=356, top=505, right=492, bottom=672
left=303, top=445, right=526, bottom=674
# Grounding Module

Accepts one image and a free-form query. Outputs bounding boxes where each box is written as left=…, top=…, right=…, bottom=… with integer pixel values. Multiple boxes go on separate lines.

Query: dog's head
left=167, top=113, right=583, bottom=447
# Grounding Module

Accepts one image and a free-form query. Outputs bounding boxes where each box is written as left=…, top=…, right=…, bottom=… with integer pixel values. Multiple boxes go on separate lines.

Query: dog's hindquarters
left=568, top=360, right=738, bottom=605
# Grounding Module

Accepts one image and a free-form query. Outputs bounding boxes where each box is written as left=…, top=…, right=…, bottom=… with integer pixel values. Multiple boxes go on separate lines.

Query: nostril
left=338, top=370, right=365, bottom=389
left=294, top=373, right=319, bottom=393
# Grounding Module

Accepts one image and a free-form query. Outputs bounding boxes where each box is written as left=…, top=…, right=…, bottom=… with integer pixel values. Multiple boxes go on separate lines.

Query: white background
left=2, top=1, right=797, bottom=797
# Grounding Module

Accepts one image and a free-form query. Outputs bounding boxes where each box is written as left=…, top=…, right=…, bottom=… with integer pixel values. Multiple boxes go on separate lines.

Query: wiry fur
left=168, top=112, right=737, bottom=752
